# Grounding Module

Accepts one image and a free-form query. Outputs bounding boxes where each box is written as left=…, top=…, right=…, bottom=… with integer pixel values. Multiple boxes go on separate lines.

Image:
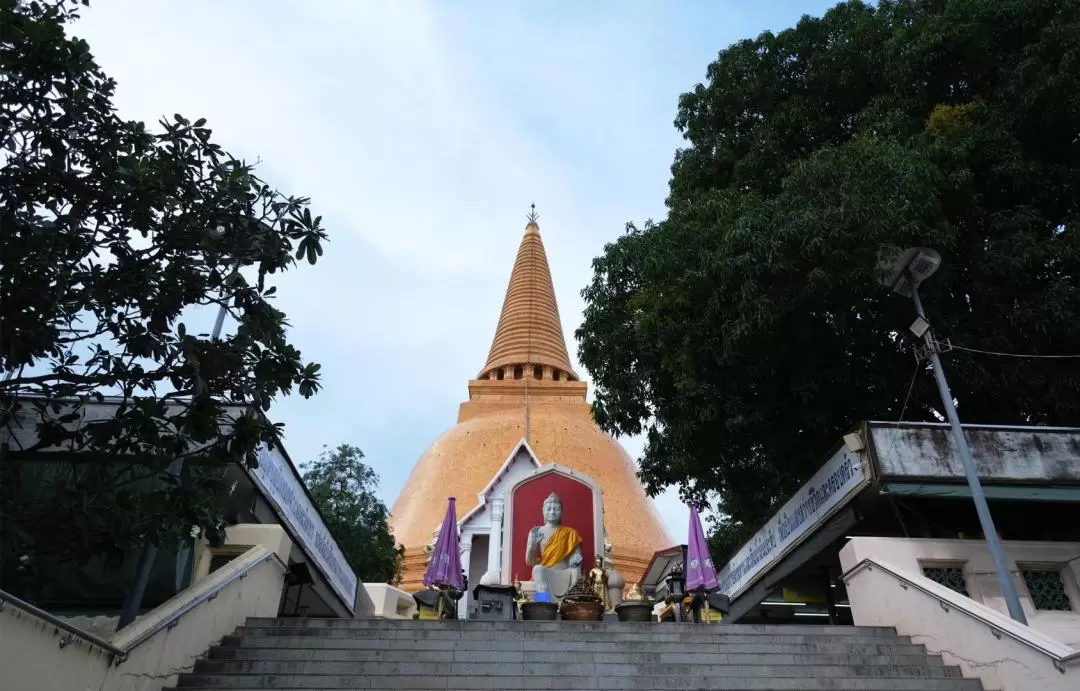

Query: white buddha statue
left=525, top=492, right=583, bottom=598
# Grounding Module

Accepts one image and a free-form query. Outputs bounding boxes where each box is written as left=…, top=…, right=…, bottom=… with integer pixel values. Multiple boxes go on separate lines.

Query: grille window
left=922, top=566, right=969, bottom=596
left=1022, top=569, right=1072, bottom=611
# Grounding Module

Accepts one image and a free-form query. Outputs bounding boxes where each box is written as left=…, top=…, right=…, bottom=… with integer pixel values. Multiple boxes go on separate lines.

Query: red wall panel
left=510, top=472, right=595, bottom=583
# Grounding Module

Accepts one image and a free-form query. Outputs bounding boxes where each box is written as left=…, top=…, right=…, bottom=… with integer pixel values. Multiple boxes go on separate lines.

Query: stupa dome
left=388, top=211, right=672, bottom=590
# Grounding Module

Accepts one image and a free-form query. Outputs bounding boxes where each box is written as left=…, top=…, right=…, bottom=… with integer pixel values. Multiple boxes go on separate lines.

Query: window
left=552, top=370, right=561, bottom=381
left=513, top=365, right=523, bottom=380
left=922, top=565, right=969, bottom=596
left=496, top=368, right=504, bottom=380
left=1022, top=568, right=1072, bottom=611
left=209, top=553, right=237, bottom=575
left=533, top=365, right=543, bottom=380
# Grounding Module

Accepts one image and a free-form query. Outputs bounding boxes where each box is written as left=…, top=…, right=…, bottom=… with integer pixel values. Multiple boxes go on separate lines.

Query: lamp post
left=879, top=247, right=1027, bottom=625
left=117, top=225, right=252, bottom=631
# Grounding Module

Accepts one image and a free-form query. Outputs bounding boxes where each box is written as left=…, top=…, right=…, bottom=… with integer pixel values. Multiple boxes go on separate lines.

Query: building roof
left=478, top=220, right=577, bottom=380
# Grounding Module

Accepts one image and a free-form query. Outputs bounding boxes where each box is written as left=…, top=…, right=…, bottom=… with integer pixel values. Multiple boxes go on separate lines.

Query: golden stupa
left=388, top=212, right=672, bottom=590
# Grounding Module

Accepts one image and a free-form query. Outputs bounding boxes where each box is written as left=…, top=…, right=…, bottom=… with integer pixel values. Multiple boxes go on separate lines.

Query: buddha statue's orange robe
left=538, top=526, right=582, bottom=568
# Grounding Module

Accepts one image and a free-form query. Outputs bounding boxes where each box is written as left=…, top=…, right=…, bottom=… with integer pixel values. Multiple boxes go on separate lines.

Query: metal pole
left=117, top=301, right=230, bottom=630
left=909, top=280, right=1028, bottom=625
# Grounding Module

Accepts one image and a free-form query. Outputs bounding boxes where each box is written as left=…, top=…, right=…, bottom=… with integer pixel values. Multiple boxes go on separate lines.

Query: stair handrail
left=844, top=557, right=1080, bottom=670
left=114, top=545, right=285, bottom=653
left=1, top=545, right=286, bottom=663
left=0, top=587, right=127, bottom=663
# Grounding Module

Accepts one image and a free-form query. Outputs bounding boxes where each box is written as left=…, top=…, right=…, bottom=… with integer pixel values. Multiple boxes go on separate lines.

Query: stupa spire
left=478, top=206, right=577, bottom=380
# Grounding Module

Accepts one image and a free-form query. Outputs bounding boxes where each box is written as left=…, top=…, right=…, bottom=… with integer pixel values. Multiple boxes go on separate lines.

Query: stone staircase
left=169, top=618, right=983, bottom=690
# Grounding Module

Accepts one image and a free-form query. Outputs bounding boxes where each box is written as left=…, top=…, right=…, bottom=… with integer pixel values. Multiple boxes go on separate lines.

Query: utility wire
left=950, top=344, right=1080, bottom=360
left=896, top=361, right=923, bottom=422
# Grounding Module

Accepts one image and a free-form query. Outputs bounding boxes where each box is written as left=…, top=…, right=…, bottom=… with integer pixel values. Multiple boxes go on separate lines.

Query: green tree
left=302, top=444, right=403, bottom=584
left=577, top=0, right=1080, bottom=554
left=0, top=0, right=327, bottom=600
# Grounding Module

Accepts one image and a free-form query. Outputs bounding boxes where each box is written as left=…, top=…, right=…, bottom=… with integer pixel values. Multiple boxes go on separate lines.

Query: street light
left=878, top=247, right=1027, bottom=625
left=116, top=224, right=261, bottom=630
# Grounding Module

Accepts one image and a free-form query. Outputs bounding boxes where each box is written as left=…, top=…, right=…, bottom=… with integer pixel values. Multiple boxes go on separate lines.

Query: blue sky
left=71, top=0, right=839, bottom=542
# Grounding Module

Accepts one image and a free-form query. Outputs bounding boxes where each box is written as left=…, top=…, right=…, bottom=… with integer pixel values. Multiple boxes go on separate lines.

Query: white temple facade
left=420, top=438, right=612, bottom=618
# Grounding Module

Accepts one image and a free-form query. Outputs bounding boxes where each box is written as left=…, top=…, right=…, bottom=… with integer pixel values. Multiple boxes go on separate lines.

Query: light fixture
left=877, top=247, right=942, bottom=297
left=909, top=316, right=930, bottom=338
left=794, top=611, right=830, bottom=617
left=843, top=432, right=865, bottom=453
left=761, top=600, right=807, bottom=607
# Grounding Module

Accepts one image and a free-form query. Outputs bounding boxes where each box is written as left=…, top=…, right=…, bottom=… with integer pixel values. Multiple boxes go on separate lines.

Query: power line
left=950, top=344, right=1080, bottom=360
left=896, top=360, right=923, bottom=422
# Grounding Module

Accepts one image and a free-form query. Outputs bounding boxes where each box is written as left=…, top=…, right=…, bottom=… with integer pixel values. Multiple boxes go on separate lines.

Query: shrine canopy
left=424, top=498, right=464, bottom=589
left=685, top=504, right=719, bottom=591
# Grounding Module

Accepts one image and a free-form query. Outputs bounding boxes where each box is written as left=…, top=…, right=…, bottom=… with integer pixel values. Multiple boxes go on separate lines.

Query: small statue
left=625, top=583, right=647, bottom=601
left=512, top=575, right=528, bottom=605
left=525, top=492, right=583, bottom=598
left=587, top=554, right=610, bottom=611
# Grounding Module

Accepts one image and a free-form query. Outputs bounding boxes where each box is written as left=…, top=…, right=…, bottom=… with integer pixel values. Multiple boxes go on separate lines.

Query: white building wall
left=840, top=537, right=1080, bottom=691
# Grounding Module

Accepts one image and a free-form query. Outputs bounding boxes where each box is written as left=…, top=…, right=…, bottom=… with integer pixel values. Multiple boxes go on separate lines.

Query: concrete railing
left=841, top=550, right=1080, bottom=691
left=358, top=582, right=417, bottom=619
left=0, top=544, right=287, bottom=691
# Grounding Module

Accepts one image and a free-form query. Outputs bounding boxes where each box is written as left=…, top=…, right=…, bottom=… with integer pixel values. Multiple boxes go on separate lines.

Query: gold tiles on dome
left=478, top=221, right=576, bottom=380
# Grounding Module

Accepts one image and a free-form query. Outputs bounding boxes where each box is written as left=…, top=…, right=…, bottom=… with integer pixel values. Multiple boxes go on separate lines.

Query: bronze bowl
left=561, top=599, right=603, bottom=621
left=615, top=600, right=654, bottom=622
left=520, top=601, right=559, bottom=621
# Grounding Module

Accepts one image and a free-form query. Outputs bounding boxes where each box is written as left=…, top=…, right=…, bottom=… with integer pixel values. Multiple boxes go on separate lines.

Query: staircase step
left=171, top=618, right=982, bottom=691
left=173, top=674, right=981, bottom=690
left=244, top=619, right=898, bottom=636
left=203, top=648, right=945, bottom=666
left=240, top=621, right=898, bottom=639
left=227, top=634, right=920, bottom=651
left=193, top=659, right=964, bottom=677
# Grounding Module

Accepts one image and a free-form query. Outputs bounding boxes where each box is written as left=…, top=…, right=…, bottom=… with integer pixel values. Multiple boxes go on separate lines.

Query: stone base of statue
left=520, top=601, right=559, bottom=621
left=532, top=565, right=579, bottom=602
left=615, top=600, right=654, bottom=622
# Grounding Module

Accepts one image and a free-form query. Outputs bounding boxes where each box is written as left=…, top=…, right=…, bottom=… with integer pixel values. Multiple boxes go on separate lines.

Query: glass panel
left=1, top=458, right=196, bottom=615
left=922, top=566, right=969, bottom=596
left=1022, top=569, right=1072, bottom=611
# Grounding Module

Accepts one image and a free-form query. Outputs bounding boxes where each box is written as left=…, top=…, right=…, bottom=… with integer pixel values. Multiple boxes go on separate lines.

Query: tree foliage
left=0, top=0, right=327, bottom=598
left=301, top=444, right=403, bottom=584
left=577, top=0, right=1080, bottom=554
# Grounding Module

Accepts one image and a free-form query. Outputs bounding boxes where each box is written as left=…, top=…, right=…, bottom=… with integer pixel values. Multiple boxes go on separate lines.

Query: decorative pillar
left=488, top=499, right=504, bottom=582
left=459, top=535, right=473, bottom=619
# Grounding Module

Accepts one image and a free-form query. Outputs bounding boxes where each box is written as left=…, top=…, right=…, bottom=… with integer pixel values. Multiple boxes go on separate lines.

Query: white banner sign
left=250, top=444, right=358, bottom=611
left=717, top=447, right=868, bottom=600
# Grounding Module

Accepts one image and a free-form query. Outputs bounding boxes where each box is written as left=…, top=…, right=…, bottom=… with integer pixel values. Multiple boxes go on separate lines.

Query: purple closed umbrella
left=424, top=497, right=464, bottom=589
left=685, top=504, right=719, bottom=591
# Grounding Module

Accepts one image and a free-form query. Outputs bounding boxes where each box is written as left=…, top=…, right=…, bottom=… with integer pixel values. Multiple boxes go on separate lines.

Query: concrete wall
left=840, top=537, right=1080, bottom=691
left=193, top=523, right=293, bottom=579
left=1, top=542, right=288, bottom=691
left=867, top=422, right=1080, bottom=483
left=842, top=537, right=1080, bottom=646
left=361, top=583, right=417, bottom=619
